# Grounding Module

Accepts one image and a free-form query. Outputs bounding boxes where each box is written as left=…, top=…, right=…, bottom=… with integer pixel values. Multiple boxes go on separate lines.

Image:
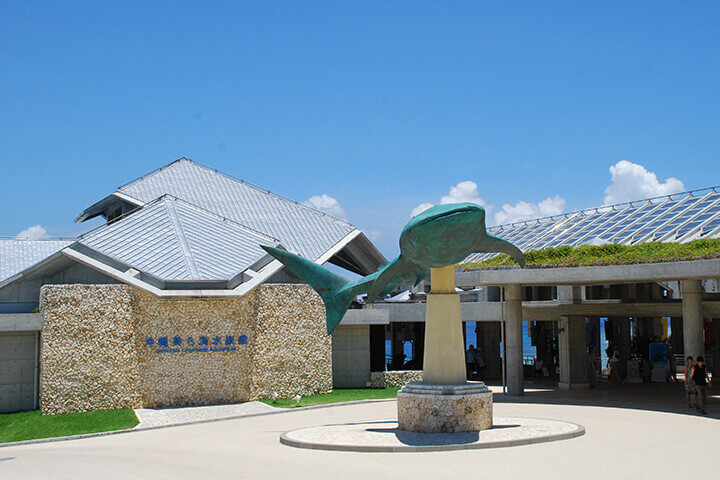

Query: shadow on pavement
left=490, top=380, right=719, bottom=420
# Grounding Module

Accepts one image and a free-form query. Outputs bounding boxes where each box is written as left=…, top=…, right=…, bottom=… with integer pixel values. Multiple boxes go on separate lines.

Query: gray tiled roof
left=465, top=186, right=720, bottom=263
left=0, top=238, right=74, bottom=282
left=111, top=159, right=356, bottom=261
left=78, top=196, right=280, bottom=281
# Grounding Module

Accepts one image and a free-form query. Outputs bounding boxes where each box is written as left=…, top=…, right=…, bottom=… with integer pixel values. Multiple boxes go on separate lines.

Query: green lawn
left=0, top=408, right=139, bottom=444
left=259, top=387, right=400, bottom=408
left=459, top=239, right=720, bottom=270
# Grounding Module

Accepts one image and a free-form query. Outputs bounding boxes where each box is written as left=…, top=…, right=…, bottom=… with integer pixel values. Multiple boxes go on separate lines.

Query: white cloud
left=305, top=194, right=347, bottom=219
left=604, top=160, right=685, bottom=205
left=410, top=202, right=434, bottom=218
left=16, top=225, right=48, bottom=238
left=440, top=181, right=487, bottom=206
left=410, top=181, right=488, bottom=218
left=495, top=195, right=566, bottom=225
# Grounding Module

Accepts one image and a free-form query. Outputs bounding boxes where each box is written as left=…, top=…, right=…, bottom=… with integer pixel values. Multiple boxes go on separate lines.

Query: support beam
left=349, top=300, right=720, bottom=325
left=455, top=258, right=720, bottom=287
left=682, top=280, right=704, bottom=360
left=504, top=284, right=524, bottom=396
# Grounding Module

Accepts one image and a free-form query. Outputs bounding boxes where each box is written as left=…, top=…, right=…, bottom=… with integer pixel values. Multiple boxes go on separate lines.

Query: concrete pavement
left=0, top=386, right=718, bottom=480
left=135, top=400, right=276, bottom=428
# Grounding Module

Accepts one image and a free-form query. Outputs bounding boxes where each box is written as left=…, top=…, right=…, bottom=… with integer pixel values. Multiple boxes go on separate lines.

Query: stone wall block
left=40, top=285, right=141, bottom=415
left=252, top=285, right=331, bottom=399
left=39, top=283, right=333, bottom=414
left=370, top=370, right=423, bottom=388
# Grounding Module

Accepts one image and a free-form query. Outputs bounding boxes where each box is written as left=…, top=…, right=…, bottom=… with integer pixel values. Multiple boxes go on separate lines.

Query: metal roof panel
left=0, top=238, right=75, bottom=283
left=114, top=159, right=355, bottom=261
left=464, top=186, right=720, bottom=263
left=78, top=196, right=279, bottom=281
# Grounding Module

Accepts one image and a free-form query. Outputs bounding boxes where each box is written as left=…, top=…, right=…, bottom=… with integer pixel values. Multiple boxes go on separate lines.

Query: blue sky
left=2, top=2, right=719, bottom=257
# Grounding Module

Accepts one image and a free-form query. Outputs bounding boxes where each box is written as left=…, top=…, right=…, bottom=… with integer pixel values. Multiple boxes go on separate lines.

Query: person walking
left=667, top=347, right=677, bottom=383
left=685, top=356, right=697, bottom=409
left=692, top=356, right=712, bottom=415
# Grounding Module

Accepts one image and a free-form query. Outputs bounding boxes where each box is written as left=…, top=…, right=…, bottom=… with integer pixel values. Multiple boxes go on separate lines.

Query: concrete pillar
left=682, top=280, right=704, bottom=360
left=617, top=318, right=631, bottom=379
left=332, top=325, right=370, bottom=388
left=504, top=284, right=524, bottom=396
left=713, top=318, right=720, bottom=378
left=476, top=322, right=502, bottom=379
left=671, top=317, right=684, bottom=353
left=587, top=317, right=601, bottom=386
left=558, top=316, right=589, bottom=389
left=422, top=266, right=466, bottom=385
left=534, top=321, right=552, bottom=370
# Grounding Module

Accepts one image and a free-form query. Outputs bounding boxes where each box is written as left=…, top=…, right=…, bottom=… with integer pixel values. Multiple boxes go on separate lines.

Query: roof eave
left=75, top=192, right=144, bottom=223
left=0, top=247, right=78, bottom=290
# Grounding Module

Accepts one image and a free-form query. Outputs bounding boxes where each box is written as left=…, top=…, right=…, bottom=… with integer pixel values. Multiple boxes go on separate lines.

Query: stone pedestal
left=397, top=381, right=493, bottom=433
left=396, top=267, right=493, bottom=433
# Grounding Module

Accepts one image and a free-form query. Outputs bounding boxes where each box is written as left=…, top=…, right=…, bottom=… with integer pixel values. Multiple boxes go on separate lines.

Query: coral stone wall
left=370, top=370, right=423, bottom=388
left=132, top=290, right=258, bottom=408
left=40, top=283, right=330, bottom=414
left=252, top=285, right=331, bottom=398
left=40, top=285, right=142, bottom=415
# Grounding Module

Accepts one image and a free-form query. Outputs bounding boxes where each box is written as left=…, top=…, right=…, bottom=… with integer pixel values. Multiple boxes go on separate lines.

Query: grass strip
left=0, top=408, right=139, bottom=444
left=259, top=387, right=400, bottom=408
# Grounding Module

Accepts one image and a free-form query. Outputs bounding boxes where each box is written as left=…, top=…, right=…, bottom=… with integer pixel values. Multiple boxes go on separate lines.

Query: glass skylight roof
left=465, top=186, right=720, bottom=263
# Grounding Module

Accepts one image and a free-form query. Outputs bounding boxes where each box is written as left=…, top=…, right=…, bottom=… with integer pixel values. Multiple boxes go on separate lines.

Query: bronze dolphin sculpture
left=262, top=202, right=525, bottom=334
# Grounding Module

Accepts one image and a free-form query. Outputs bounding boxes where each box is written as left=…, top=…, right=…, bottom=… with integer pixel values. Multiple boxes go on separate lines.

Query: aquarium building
left=0, top=158, right=384, bottom=414
left=1, top=158, right=719, bottom=414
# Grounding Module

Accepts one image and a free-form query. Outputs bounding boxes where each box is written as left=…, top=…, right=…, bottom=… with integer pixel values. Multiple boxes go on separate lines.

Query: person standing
left=692, top=356, right=712, bottom=415
left=534, top=358, right=544, bottom=378
left=685, top=356, right=697, bottom=409
left=474, top=346, right=487, bottom=381
left=609, top=346, right=623, bottom=385
left=466, top=345, right=477, bottom=379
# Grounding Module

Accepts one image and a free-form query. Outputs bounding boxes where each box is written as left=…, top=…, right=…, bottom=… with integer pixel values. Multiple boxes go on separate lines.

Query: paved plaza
left=0, top=384, right=717, bottom=480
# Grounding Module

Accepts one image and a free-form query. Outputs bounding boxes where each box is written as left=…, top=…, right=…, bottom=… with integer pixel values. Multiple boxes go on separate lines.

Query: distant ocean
left=385, top=321, right=538, bottom=364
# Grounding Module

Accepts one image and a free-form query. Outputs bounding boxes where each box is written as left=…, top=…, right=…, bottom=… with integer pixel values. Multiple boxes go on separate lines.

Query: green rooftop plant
left=459, top=239, right=720, bottom=270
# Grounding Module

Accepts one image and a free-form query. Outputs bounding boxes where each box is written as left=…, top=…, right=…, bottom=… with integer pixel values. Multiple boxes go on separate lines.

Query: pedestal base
left=397, top=381, right=493, bottom=433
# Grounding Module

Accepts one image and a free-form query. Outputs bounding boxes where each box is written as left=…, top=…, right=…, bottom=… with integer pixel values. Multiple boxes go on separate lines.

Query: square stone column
left=558, top=315, right=589, bottom=390
left=713, top=318, right=720, bottom=379
left=682, top=280, right=705, bottom=360
left=422, top=266, right=466, bottom=385
left=504, top=284, right=524, bottom=396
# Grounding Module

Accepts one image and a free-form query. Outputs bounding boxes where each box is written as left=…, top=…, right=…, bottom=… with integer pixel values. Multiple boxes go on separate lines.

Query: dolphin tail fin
left=261, top=246, right=354, bottom=334
left=367, top=255, right=425, bottom=303
left=479, top=234, right=526, bottom=267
